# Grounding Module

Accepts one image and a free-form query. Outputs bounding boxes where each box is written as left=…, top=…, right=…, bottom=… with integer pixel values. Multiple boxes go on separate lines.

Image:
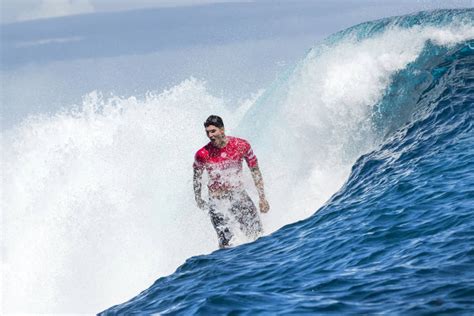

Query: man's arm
left=250, top=165, right=270, bottom=213
left=193, top=168, right=207, bottom=210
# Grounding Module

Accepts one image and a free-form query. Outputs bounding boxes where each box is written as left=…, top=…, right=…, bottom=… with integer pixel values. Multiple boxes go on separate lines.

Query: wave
left=102, top=9, right=474, bottom=314
left=2, top=9, right=473, bottom=314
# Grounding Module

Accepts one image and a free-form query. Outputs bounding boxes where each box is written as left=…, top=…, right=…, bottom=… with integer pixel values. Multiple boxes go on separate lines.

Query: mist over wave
left=2, top=79, right=240, bottom=312
left=2, top=8, right=474, bottom=314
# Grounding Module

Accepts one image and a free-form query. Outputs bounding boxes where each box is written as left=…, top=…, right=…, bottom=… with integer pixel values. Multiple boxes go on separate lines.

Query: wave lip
left=100, top=9, right=474, bottom=315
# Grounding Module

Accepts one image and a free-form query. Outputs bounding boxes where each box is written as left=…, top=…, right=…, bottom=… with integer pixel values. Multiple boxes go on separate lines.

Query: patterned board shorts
left=208, top=190, right=263, bottom=248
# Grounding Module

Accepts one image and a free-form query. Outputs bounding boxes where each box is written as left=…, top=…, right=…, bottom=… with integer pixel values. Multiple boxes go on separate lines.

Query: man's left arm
left=250, top=165, right=270, bottom=213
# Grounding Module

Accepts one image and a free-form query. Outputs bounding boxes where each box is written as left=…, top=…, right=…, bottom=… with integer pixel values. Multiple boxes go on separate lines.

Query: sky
left=2, top=0, right=472, bottom=24
left=1, top=0, right=245, bottom=23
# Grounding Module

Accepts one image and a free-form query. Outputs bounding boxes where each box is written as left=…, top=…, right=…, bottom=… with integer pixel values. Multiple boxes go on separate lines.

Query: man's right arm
left=193, top=167, right=207, bottom=210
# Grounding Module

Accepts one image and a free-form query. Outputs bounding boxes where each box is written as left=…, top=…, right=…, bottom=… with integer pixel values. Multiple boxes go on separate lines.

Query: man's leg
left=230, top=191, right=263, bottom=240
left=208, top=203, right=233, bottom=248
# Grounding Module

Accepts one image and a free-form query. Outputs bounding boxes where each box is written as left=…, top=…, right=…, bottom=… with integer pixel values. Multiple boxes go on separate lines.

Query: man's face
left=205, top=125, right=225, bottom=146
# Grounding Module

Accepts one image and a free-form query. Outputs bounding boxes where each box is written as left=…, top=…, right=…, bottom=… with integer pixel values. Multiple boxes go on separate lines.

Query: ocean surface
left=2, top=7, right=473, bottom=315
left=99, top=9, right=474, bottom=315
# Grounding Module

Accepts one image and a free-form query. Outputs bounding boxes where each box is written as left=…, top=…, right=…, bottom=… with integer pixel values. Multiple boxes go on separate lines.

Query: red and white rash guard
left=193, top=136, right=258, bottom=192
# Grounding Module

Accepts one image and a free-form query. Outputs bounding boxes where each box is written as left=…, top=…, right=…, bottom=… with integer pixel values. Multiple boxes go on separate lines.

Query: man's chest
left=206, top=147, right=243, bottom=168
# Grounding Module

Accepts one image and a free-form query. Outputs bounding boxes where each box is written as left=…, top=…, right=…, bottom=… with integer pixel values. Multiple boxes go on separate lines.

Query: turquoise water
left=101, top=9, right=474, bottom=315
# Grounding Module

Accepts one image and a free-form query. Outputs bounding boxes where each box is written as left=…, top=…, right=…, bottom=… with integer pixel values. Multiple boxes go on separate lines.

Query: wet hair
left=204, top=115, right=224, bottom=128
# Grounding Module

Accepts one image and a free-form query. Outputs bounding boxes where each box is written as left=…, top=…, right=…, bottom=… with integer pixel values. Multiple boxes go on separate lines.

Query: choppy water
left=100, top=9, right=474, bottom=315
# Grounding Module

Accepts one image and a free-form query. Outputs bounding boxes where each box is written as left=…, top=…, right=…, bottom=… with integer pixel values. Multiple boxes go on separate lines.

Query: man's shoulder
left=226, top=136, right=252, bottom=156
left=195, top=143, right=212, bottom=158
left=229, top=136, right=250, bottom=146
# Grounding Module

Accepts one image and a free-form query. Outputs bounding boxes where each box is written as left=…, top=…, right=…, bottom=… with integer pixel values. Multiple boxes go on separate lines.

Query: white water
left=2, top=22, right=473, bottom=313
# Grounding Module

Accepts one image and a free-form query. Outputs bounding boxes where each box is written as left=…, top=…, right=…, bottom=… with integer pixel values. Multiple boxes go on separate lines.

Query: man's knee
left=218, top=228, right=232, bottom=248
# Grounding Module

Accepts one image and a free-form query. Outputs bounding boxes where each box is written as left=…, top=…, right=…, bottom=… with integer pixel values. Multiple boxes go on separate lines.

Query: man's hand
left=196, top=197, right=208, bottom=210
left=259, top=197, right=270, bottom=213
left=250, top=166, right=269, bottom=213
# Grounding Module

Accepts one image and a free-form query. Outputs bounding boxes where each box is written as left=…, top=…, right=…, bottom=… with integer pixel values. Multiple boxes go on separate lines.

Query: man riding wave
left=193, top=115, right=270, bottom=248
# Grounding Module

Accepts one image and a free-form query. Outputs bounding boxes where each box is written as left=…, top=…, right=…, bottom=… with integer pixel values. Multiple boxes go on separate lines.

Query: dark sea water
left=99, top=10, right=474, bottom=315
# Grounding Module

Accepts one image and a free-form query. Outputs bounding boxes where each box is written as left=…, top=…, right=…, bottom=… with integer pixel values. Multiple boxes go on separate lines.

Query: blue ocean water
left=99, top=9, right=474, bottom=315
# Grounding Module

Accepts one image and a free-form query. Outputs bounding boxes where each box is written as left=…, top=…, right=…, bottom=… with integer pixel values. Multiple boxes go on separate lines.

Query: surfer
left=193, top=115, right=270, bottom=248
